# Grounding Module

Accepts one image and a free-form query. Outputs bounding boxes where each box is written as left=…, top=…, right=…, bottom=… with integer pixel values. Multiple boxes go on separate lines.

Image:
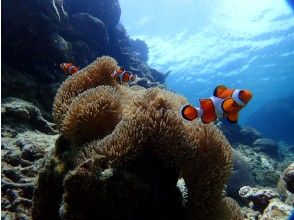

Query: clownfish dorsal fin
left=199, top=98, right=213, bottom=110
left=222, top=98, right=241, bottom=113
left=213, top=85, right=228, bottom=97
left=199, top=98, right=217, bottom=124
left=227, top=111, right=238, bottom=123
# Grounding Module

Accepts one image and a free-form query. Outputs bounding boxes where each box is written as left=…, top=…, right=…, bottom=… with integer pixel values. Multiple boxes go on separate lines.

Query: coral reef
left=1, top=98, right=58, bottom=219
left=32, top=56, right=239, bottom=220
left=2, top=97, right=56, bottom=134
left=282, top=163, right=294, bottom=193
left=227, top=149, right=256, bottom=204
left=239, top=163, right=294, bottom=220
left=239, top=186, right=279, bottom=212
left=278, top=162, right=294, bottom=206
left=235, top=144, right=281, bottom=187
left=260, top=198, right=293, bottom=220
left=241, top=206, right=262, bottom=219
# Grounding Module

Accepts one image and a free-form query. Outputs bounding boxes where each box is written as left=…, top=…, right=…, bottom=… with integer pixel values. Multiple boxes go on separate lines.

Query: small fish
left=111, top=67, right=136, bottom=84
left=180, top=85, right=252, bottom=124
left=59, top=63, right=79, bottom=75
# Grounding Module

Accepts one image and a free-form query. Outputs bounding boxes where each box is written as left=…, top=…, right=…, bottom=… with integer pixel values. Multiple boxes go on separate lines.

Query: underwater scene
left=1, top=0, right=294, bottom=219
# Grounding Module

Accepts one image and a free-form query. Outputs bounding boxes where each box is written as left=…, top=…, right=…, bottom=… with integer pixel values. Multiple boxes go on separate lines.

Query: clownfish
left=111, top=67, right=136, bottom=84
left=59, top=63, right=79, bottom=75
left=180, top=85, right=252, bottom=124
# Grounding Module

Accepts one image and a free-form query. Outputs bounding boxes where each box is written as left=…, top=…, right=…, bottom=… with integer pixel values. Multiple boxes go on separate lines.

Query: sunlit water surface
left=120, top=0, right=294, bottom=130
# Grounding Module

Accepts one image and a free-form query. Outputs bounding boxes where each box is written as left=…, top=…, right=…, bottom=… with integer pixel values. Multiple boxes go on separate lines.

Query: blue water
left=120, top=0, right=294, bottom=143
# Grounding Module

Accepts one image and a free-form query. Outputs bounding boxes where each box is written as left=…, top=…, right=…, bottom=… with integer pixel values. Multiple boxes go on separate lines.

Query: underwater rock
left=1, top=0, right=165, bottom=124
left=132, top=76, right=164, bottom=89
left=235, top=144, right=281, bottom=187
left=70, top=13, right=109, bottom=55
left=1, top=114, right=58, bottom=219
left=253, top=138, right=278, bottom=157
left=220, top=123, right=264, bottom=146
left=129, top=38, right=149, bottom=63
left=218, top=121, right=266, bottom=147
left=64, top=0, right=121, bottom=27
left=2, top=97, right=56, bottom=134
left=50, top=33, right=73, bottom=61
left=21, top=144, right=46, bottom=162
left=239, top=186, right=279, bottom=212
left=2, top=0, right=167, bottom=118
left=107, top=23, right=167, bottom=85
left=2, top=0, right=68, bottom=77
left=123, top=56, right=167, bottom=85
left=32, top=56, right=240, bottom=220
left=2, top=0, right=168, bottom=124
left=227, top=149, right=256, bottom=204
left=241, top=206, right=262, bottom=220
left=1, top=64, right=49, bottom=114
left=283, top=163, right=294, bottom=194
left=260, top=198, right=293, bottom=220
left=278, top=163, right=294, bottom=196
left=245, top=97, right=294, bottom=144
left=240, top=127, right=262, bottom=145
left=37, top=0, right=68, bottom=24
left=218, top=119, right=243, bottom=145
left=149, top=67, right=169, bottom=84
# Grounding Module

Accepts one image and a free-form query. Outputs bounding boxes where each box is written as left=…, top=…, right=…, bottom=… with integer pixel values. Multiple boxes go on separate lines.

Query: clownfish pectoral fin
left=227, top=111, right=238, bottom=123
left=181, top=104, right=198, bottom=121
left=199, top=99, right=217, bottom=123
left=213, top=85, right=228, bottom=97
left=221, top=98, right=239, bottom=113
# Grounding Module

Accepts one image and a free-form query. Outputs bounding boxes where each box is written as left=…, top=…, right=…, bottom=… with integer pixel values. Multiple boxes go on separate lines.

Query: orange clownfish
left=111, top=67, right=136, bottom=84
left=180, top=85, right=252, bottom=124
left=59, top=63, right=79, bottom=75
